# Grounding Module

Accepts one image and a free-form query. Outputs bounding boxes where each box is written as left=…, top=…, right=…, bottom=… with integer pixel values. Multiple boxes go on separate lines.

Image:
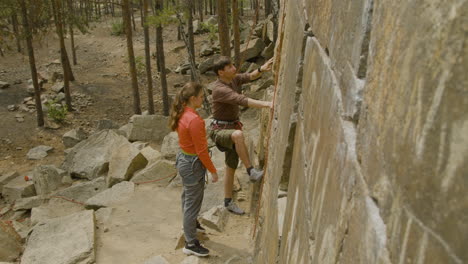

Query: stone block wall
left=253, top=0, right=467, bottom=263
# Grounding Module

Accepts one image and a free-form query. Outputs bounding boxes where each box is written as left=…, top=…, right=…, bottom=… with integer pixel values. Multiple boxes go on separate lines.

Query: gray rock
left=96, top=119, right=119, bottom=130
left=240, top=62, right=252, bottom=73
left=199, top=205, right=228, bottom=232
left=0, top=221, right=22, bottom=262
left=51, top=82, right=64, bottom=93
left=118, top=123, right=133, bottom=138
left=26, top=85, right=35, bottom=95
left=95, top=208, right=113, bottom=224
left=140, top=146, right=162, bottom=163
left=21, top=210, right=96, bottom=264
left=7, top=105, right=17, bottom=111
left=128, top=115, right=170, bottom=143
left=247, top=63, right=260, bottom=73
left=131, top=160, right=176, bottom=186
left=143, top=255, right=170, bottom=264
left=175, top=63, right=191, bottom=74
left=62, top=130, right=129, bottom=180
left=10, top=220, right=31, bottom=242
left=32, top=165, right=63, bottom=196
left=206, top=16, right=217, bottom=25
left=27, top=145, right=53, bottom=160
left=85, top=181, right=135, bottom=210
left=13, top=196, right=46, bottom=211
left=200, top=43, right=214, bottom=57
left=107, top=143, right=148, bottom=187
left=2, top=176, right=36, bottom=203
left=240, top=38, right=265, bottom=61
left=161, top=132, right=179, bottom=160
left=131, top=141, right=148, bottom=150
left=199, top=55, right=221, bottom=74
left=62, top=128, right=87, bottom=148
left=0, top=171, right=19, bottom=190
left=54, top=177, right=107, bottom=203
left=261, top=42, right=275, bottom=59
left=0, top=81, right=10, bottom=89
left=193, top=20, right=201, bottom=34
left=181, top=256, right=199, bottom=264
left=56, top=92, right=65, bottom=102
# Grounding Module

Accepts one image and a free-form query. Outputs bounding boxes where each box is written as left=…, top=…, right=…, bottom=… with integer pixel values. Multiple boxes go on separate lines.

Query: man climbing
left=209, top=56, right=274, bottom=215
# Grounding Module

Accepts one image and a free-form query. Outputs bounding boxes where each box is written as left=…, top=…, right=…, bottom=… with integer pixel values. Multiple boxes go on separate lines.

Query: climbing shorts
left=209, top=128, right=239, bottom=169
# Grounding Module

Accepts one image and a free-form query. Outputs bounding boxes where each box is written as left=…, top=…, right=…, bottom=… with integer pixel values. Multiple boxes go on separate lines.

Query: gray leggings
left=176, top=152, right=206, bottom=243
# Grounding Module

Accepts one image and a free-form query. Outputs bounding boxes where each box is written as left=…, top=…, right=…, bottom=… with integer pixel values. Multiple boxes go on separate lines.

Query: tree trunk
left=11, top=14, right=22, bottom=53
left=155, top=0, right=169, bottom=116
left=52, top=0, right=73, bottom=111
left=139, top=0, right=144, bottom=28
left=143, top=0, right=154, bottom=114
left=209, top=0, right=213, bottom=15
left=198, top=0, right=203, bottom=22
left=111, top=0, right=115, bottom=16
left=123, top=0, right=142, bottom=114
left=232, top=0, right=240, bottom=67
left=240, top=0, right=243, bottom=16
left=186, top=0, right=195, bottom=75
left=68, top=0, right=77, bottom=65
left=265, top=0, right=271, bottom=17
left=131, top=5, right=136, bottom=31
left=217, top=0, right=230, bottom=57
left=20, top=0, right=44, bottom=127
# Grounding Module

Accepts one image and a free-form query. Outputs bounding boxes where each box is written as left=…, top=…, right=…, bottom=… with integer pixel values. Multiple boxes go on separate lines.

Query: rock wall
left=254, top=0, right=467, bottom=263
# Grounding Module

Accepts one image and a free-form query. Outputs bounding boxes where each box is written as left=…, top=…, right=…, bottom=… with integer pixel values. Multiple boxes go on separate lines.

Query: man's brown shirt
left=211, top=73, right=251, bottom=121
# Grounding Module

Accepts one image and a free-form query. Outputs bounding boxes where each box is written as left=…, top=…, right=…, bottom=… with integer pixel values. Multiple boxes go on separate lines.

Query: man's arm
left=247, top=98, right=272, bottom=109
left=249, top=58, right=274, bottom=80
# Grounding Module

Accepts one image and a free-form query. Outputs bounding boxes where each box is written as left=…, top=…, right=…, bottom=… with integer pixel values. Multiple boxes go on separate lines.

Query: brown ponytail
left=168, top=82, right=203, bottom=131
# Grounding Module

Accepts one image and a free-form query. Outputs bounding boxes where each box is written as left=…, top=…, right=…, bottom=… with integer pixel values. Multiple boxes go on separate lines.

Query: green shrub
left=110, top=21, right=124, bottom=36
left=200, top=22, right=218, bottom=42
left=45, top=100, right=68, bottom=123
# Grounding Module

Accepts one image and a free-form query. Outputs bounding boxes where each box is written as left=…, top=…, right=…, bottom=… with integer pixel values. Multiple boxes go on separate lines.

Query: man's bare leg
left=231, top=130, right=252, bottom=168
left=224, top=165, right=236, bottom=199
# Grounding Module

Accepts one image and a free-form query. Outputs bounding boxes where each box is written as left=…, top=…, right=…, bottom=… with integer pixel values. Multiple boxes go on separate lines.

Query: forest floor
left=0, top=15, right=261, bottom=264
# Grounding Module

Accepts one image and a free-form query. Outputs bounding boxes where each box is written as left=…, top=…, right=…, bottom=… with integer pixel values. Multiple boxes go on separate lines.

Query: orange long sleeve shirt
left=176, top=107, right=217, bottom=173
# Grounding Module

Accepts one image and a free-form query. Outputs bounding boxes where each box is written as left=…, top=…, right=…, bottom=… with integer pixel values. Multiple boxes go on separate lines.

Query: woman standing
left=169, top=82, right=218, bottom=257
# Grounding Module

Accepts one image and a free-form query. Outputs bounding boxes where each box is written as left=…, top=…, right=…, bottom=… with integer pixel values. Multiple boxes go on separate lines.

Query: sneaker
left=183, top=239, right=209, bottom=257
left=196, top=220, right=206, bottom=233
left=225, top=201, right=245, bottom=215
left=249, top=168, right=264, bottom=182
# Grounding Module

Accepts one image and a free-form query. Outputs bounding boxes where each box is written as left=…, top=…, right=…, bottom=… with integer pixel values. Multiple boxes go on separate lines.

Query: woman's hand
left=211, top=172, right=219, bottom=183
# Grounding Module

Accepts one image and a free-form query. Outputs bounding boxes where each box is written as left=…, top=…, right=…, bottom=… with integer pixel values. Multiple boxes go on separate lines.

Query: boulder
left=261, top=42, right=275, bottom=59
left=193, top=20, right=201, bottom=34
left=240, top=38, right=265, bottom=61
left=21, top=210, right=96, bottom=264
left=161, top=132, right=179, bottom=160
left=51, top=82, right=64, bottom=93
left=2, top=176, right=36, bottom=203
left=206, top=16, right=217, bottom=25
left=13, top=196, right=46, bottom=211
left=175, top=63, right=191, bottom=74
left=140, top=146, right=162, bottom=164
left=0, top=81, right=10, bottom=89
left=27, top=145, right=53, bottom=160
left=240, top=62, right=252, bottom=73
left=200, top=43, right=214, bottom=57
left=95, top=208, right=113, bottom=224
left=143, top=255, right=170, bottom=264
left=246, top=63, right=260, bottom=73
left=199, top=55, right=221, bottom=74
left=62, top=128, right=87, bottom=148
left=107, top=142, right=148, bottom=187
left=32, top=165, right=63, bottom=196
left=96, top=119, right=120, bottom=130
left=62, top=130, right=129, bottom=180
left=131, top=160, right=176, bottom=186
left=128, top=115, right=170, bottom=143
left=199, top=205, right=228, bottom=232
left=118, top=123, right=133, bottom=138
left=0, top=171, right=19, bottom=191
left=0, top=221, right=22, bottom=262
left=85, top=181, right=135, bottom=210
left=10, top=220, right=31, bottom=242
left=53, top=177, right=107, bottom=203
left=181, top=256, right=199, bottom=264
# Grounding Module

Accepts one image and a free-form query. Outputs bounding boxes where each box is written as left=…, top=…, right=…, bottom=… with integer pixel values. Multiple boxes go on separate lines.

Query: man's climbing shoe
left=183, top=239, right=209, bottom=257
left=249, top=168, right=264, bottom=182
left=225, top=201, right=245, bottom=215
